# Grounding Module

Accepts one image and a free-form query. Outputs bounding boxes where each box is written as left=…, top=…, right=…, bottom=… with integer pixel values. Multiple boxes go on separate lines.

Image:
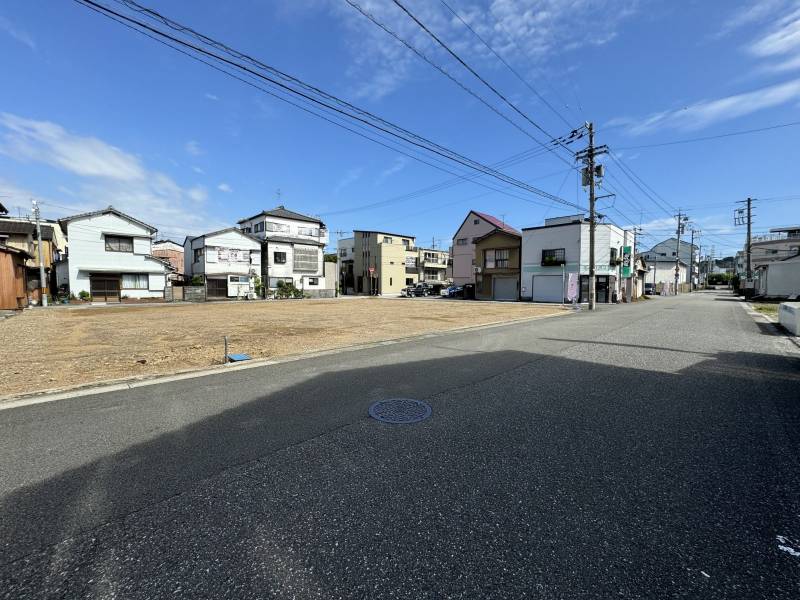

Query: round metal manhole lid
left=369, top=398, right=432, bottom=424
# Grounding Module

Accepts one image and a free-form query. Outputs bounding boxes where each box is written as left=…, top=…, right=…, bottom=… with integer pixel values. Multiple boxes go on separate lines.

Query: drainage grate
left=369, top=398, right=432, bottom=424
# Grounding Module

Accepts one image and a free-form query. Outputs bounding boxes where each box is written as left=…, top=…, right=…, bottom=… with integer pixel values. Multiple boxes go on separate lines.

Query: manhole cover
left=369, top=398, right=432, bottom=424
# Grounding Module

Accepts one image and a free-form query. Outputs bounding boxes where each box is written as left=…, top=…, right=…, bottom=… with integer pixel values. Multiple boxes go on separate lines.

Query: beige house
left=351, top=230, right=417, bottom=295
left=474, top=230, right=521, bottom=301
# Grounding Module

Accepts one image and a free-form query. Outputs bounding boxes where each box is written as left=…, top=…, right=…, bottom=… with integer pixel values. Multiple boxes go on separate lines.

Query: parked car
left=444, top=285, right=464, bottom=298
left=400, top=286, right=416, bottom=298
left=644, top=282, right=656, bottom=296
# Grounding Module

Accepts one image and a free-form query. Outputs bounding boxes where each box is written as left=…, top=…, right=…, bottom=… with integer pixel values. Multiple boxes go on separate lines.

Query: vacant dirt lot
left=0, top=298, right=565, bottom=398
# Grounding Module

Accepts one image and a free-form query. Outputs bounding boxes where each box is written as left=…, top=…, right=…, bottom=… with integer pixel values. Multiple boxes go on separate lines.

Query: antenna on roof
left=275, top=188, right=282, bottom=202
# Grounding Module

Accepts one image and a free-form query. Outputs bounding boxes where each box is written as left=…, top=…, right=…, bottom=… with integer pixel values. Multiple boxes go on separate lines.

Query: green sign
left=621, top=246, right=632, bottom=277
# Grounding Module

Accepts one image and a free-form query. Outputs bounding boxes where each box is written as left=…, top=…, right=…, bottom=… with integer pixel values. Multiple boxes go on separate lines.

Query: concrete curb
left=0, top=310, right=569, bottom=411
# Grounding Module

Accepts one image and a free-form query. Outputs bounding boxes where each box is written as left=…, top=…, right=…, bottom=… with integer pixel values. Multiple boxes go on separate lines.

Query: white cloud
left=0, top=113, right=145, bottom=180
left=0, top=113, right=224, bottom=237
left=204, top=92, right=219, bottom=101
left=217, top=182, right=233, bottom=193
left=715, top=0, right=790, bottom=37
left=192, top=165, right=205, bottom=174
left=375, top=156, right=408, bottom=184
left=187, top=186, right=208, bottom=202
left=744, top=5, right=800, bottom=73
left=0, top=15, right=35, bottom=50
left=333, top=167, right=363, bottom=194
left=331, top=0, right=637, bottom=100
left=184, top=140, right=202, bottom=156
left=613, top=78, right=800, bottom=135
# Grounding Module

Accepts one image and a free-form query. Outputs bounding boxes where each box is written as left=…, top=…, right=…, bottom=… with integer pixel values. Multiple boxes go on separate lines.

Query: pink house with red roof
left=451, top=210, right=521, bottom=286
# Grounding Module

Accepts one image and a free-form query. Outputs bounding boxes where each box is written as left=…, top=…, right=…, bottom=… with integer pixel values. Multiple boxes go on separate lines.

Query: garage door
left=206, top=278, right=228, bottom=298
left=531, top=275, right=563, bottom=303
left=493, top=277, right=518, bottom=301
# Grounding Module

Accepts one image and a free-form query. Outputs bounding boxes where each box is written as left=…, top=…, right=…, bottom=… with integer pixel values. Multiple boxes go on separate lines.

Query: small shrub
left=191, top=275, right=204, bottom=286
left=78, top=290, right=91, bottom=301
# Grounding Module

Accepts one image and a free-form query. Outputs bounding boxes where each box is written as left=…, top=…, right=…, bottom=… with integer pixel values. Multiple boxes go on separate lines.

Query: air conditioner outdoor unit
left=473, top=266, right=481, bottom=273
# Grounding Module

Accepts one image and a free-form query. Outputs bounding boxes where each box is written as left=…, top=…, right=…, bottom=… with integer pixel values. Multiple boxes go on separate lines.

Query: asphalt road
left=1, top=292, right=799, bottom=598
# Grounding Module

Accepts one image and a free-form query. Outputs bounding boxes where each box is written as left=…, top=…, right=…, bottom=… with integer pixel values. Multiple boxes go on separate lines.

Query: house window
left=402, top=239, right=410, bottom=247
left=273, top=251, right=287, bottom=264
left=473, top=219, right=479, bottom=225
left=293, top=247, right=318, bottom=271
left=406, top=278, right=414, bottom=285
left=121, top=273, right=148, bottom=289
left=253, top=222, right=265, bottom=233
left=609, top=247, right=618, bottom=265
left=105, top=235, right=134, bottom=252
left=383, top=236, right=393, bottom=244
left=265, top=221, right=290, bottom=233
left=390, top=278, right=393, bottom=286
left=297, top=227, right=319, bottom=236
left=193, top=247, right=204, bottom=262
left=241, top=227, right=252, bottom=233
left=541, top=248, right=566, bottom=266
left=456, top=238, right=467, bottom=246
left=307, top=277, right=319, bottom=286
left=339, top=249, right=347, bottom=257
left=485, top=248, right=509, bottom=269
left=229, top=275, right=249, bottom=283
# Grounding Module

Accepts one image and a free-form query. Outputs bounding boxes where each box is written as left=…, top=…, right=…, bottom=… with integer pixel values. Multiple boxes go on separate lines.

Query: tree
left=324, top=253, right=338, bottom=263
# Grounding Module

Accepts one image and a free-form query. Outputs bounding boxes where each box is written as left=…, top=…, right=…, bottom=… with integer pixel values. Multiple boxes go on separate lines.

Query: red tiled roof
left=473, top=211, right=520, bottom=235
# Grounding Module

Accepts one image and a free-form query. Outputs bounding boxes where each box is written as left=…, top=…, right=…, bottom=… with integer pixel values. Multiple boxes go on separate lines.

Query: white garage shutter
left=531, top=275, right=563, bottom=303
left=493, top=277, right=518, bottom=301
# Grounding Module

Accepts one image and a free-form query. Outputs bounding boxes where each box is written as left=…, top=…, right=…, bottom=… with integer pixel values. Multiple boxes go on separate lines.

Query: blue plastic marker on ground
left=226, top=353, right=251, bottom=362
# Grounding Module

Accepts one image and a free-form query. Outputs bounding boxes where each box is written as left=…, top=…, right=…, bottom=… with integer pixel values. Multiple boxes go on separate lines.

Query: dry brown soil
left=0, top=298, right=565, bottom=398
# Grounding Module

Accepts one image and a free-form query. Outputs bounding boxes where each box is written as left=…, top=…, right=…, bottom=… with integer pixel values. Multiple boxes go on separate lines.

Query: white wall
left=202, top=230, right=261, bottom=277
left=66, top=212, right=166, bottom=297
left=764, top=258, right=800, bottom=296
left=241, top=214, right=329, bottom=246
left=452, top=213, right=497, bottom=285
left=265, top=241, right=322, bottom=287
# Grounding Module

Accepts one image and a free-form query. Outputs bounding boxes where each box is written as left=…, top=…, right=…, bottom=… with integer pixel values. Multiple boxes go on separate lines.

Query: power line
left=342, top=0, right=574, bottom=157
left=389, top=0, right=576, bottom=162
left=76, top=0, right=586, bottom=212
left=436, top=0, right=574, bottom=129
left=616, top=120, right=800, bottom=150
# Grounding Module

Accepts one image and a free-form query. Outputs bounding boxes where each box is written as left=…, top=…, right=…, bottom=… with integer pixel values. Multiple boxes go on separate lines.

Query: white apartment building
left=418, top=247, right=450, bottom=283
left=238, top=205, right=327, bottom=293
left=56, top=206, right=170, bottom=302
left=521, top=214, right=634, bottom=303
left=452, top=210, right=519, bottom=286
left=184, top=228, right=261, bottom=298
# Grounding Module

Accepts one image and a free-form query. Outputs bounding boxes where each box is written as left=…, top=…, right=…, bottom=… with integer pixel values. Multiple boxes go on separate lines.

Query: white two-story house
left=184, top=228, right=261, bottom=299
left=57, top=206, right=170, bottom=302
left=521, top=214, right=634, bottom=303
left=237, top=205, right=327, bottom=294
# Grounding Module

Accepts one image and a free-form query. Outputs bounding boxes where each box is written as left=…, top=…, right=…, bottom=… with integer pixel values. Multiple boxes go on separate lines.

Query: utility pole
left=674, top=210, right=688, bottom=295
left=687, top=226, right=693, bottom=292
left=576, top=122, right=607, bottom=310
left=734, top=197, right=754, bottom=294
left=31, top=199, right=48, bottom=307
left=333, top=229, right=348, bottom=297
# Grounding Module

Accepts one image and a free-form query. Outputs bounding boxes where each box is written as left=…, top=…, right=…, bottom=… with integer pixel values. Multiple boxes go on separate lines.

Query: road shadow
left=1, top=347, right=799, bottom=598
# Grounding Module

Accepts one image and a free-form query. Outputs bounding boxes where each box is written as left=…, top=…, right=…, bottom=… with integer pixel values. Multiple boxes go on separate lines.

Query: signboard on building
left=621, top=246, right=632, bottom=277
left=217, top=247, right=248, bottom=263
left=405, top=256, right=416, bottom=268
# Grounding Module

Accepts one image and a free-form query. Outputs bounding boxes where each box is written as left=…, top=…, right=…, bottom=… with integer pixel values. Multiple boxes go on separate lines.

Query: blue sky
left=1, top=0, right=799, bottom=256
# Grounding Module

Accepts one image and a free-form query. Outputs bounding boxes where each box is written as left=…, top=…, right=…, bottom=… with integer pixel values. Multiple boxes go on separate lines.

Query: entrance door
left=90, top=276, right=120, bottom=303
left=206, top=277, right=228, bottom=298
left=596, top=276, right=609, bottom=303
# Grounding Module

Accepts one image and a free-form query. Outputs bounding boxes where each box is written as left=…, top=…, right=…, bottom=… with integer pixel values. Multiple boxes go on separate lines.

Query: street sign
left=621, top=246, right=632, bottom=278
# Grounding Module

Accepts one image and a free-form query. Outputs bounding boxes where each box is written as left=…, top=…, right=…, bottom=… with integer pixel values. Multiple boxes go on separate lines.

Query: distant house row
left=0, top=202, right=333, bottom=307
